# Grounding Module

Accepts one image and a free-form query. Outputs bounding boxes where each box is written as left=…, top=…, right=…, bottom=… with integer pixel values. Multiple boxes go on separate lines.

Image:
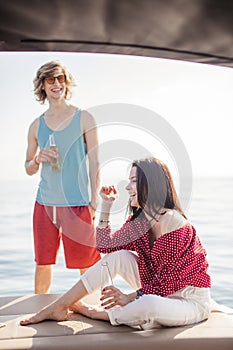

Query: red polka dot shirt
left=96, top=217, right=211, bottom=297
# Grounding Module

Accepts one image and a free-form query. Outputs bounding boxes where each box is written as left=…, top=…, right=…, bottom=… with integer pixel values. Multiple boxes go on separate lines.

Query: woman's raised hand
left=99, top=185, right=118, bottom=202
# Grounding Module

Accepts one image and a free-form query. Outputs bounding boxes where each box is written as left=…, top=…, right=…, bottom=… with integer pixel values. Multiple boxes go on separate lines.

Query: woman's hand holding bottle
left=100, top=285, right=132, bottom=309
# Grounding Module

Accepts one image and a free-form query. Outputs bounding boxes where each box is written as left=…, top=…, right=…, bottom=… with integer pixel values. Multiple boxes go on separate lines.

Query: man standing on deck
left=24, top=60, right=101, bottom=294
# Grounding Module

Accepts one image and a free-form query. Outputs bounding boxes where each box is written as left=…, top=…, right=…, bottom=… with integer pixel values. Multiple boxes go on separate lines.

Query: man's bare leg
left=80, top=267, right=89, bottom=275
left=35, top=265, right=52, bottom=294
left=20, top=279, right=88, bottom=325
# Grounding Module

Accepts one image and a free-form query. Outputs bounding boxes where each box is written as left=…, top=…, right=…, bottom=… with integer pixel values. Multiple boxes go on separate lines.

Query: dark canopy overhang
left=0, top=0, right=233, bottom=68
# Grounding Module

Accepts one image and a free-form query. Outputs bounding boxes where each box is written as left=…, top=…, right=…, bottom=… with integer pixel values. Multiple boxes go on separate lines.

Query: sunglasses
left=45, top=75, right=66, bottom=84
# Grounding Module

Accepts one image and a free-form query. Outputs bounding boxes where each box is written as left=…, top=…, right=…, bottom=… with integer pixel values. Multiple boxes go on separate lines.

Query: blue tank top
left=36, top=109, right=90, bottom=206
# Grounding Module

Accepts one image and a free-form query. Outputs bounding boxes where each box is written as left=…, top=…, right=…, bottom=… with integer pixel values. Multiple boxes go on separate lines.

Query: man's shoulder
left=29, top=116, right=41, bottom=129
left=80, top=109, right=96, bottom=127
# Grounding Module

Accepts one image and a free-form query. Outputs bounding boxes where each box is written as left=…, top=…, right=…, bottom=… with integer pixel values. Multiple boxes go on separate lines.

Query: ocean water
left=0, top=177, right=232, bottom=308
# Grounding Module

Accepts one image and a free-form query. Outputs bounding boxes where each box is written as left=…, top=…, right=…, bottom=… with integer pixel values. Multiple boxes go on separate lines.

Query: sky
left=0, top=51, right=233, bottom=186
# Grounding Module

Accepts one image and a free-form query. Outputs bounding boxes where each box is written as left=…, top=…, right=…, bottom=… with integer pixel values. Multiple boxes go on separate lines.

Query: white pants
left=81, top=250, right=211, bottom=329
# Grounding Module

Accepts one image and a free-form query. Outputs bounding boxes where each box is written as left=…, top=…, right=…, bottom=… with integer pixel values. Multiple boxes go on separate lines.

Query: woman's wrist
left=128, top=291, right=137, bottom=303
left=98, top=220, right=110, bottom=228
left=99, top=208, right=110, bottom=222
left=98, top=211, right=110, bottom=227
left=97, top=200, right=113, bottom=227
left=101, top=201, right=113, bottom=212
left=99, top=219, right=110, bottom=224
left=135, top=289, right=143, bottom=299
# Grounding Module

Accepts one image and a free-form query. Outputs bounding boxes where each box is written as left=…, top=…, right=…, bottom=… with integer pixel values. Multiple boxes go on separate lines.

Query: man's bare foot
left=69, top=300, right=109, bottom=321
left=20, top=304, right=68, bottom=326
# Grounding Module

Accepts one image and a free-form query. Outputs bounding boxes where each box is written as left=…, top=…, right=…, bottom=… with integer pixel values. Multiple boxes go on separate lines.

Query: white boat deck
left=0, top=294, right=232, bottom=350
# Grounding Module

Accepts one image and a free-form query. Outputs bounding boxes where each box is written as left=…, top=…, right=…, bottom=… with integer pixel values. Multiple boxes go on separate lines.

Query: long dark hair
left=129, top=157, right=186, bottom=220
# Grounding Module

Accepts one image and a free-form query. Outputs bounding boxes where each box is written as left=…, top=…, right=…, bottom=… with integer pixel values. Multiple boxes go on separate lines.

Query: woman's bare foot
left=69, top=300, right=87, bottom=314
left=20, top=303, right=69, bottom=326
left=69, top=300, right=109, bottom=321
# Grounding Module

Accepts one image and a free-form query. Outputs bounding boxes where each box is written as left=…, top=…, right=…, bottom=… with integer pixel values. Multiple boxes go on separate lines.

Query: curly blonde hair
left=33, top=61, right=76, bottom=104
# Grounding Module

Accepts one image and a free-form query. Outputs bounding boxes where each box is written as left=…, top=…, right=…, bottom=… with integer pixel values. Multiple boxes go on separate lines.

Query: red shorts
left=33, top=201, right=101, bottom=268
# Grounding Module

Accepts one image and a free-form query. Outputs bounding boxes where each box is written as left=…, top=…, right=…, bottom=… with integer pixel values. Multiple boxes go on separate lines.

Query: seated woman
left=20, top=157, right=211, bottom=329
